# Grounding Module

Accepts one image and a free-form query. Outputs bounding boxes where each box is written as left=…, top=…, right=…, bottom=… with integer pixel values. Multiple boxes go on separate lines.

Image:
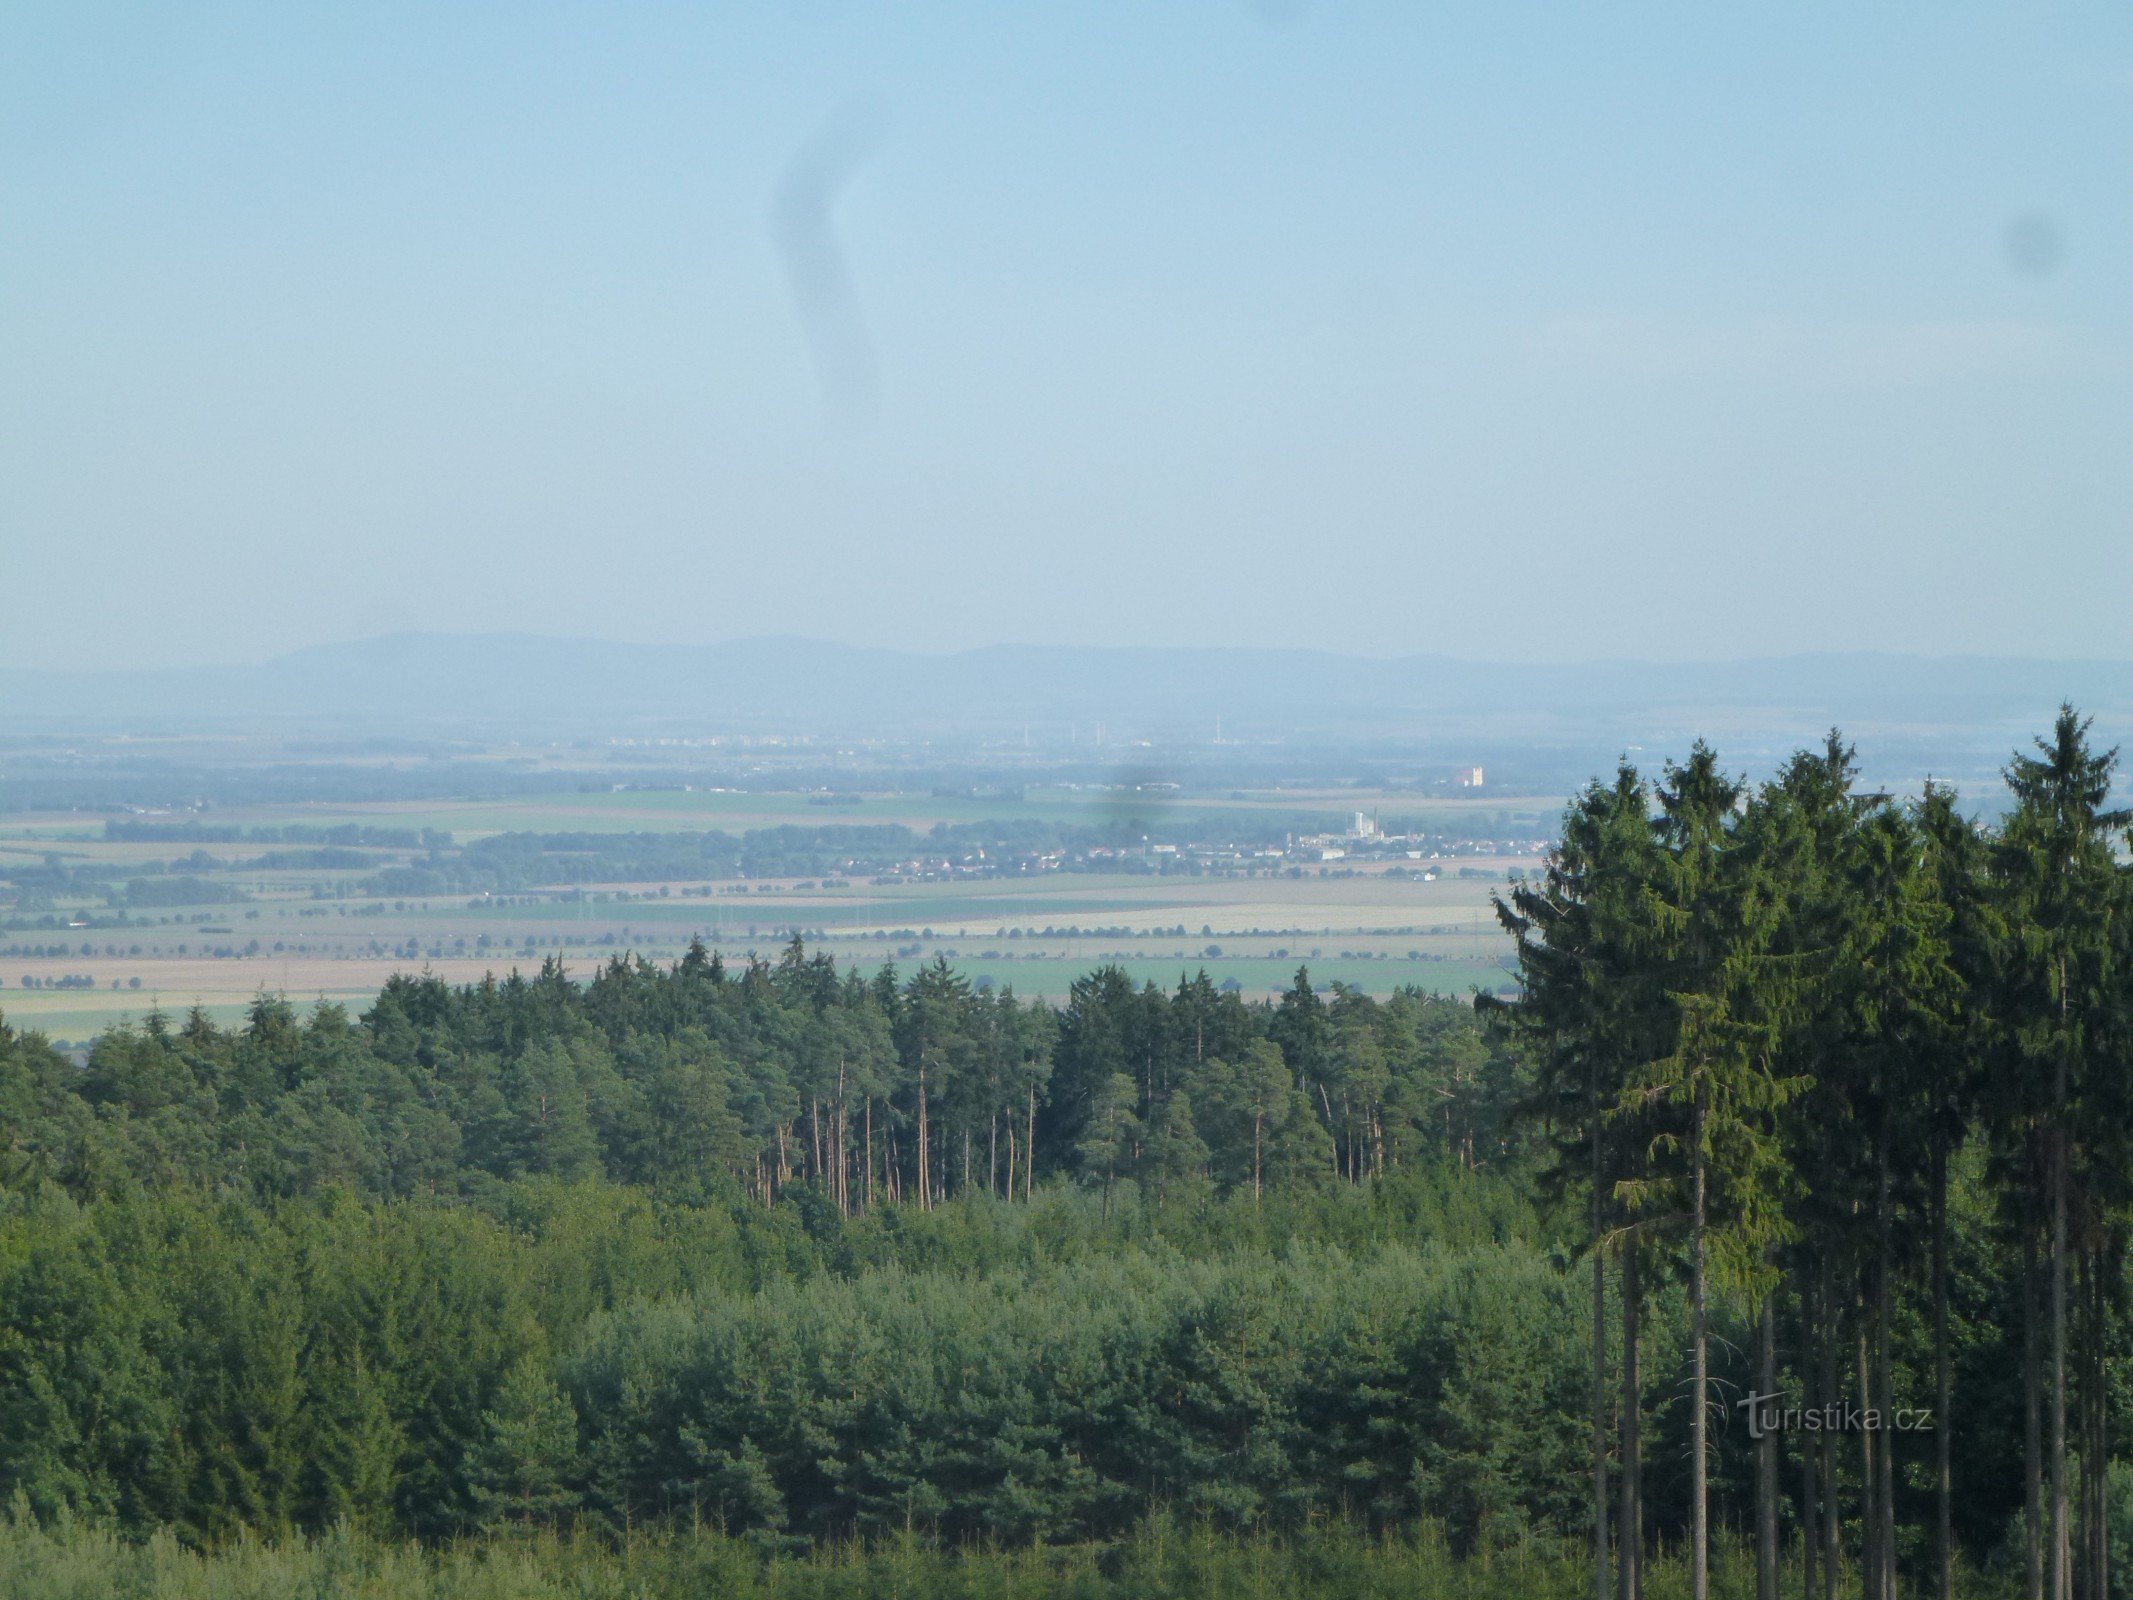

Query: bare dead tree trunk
left=916, top=1057, right=931, bottom=1211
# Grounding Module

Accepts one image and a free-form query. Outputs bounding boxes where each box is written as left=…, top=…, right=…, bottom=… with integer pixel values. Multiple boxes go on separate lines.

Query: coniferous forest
left=4, top=710, right=2133, bottom=1598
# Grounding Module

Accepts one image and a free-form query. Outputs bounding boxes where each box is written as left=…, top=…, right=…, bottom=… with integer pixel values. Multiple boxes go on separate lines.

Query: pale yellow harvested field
left=4, top=955, right=512, bottom=1022
left=1, top=789, right=1547, bottom=1041
left=763, top=874, right=1511, bottom=938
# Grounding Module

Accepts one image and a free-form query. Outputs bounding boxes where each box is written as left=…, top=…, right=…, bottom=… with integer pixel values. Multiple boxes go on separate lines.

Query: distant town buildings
left=1457, top=766, right=1485, bottom=789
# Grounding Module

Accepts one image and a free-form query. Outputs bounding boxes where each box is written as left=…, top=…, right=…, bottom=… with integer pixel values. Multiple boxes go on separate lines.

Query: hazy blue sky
left=4, top=2, right=2129, bottom=669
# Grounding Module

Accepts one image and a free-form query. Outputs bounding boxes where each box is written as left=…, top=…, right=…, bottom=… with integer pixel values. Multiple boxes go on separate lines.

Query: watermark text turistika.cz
left=1735, top=1392, right=1935, bottom=1441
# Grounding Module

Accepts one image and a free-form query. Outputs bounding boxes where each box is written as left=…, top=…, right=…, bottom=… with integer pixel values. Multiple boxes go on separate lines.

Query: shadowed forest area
left=2, top=710, right=2132, bottom=1598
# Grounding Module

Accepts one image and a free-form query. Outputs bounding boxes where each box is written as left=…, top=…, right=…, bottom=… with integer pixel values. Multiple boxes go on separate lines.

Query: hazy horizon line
left=10, top=629, right=2133, bottom=677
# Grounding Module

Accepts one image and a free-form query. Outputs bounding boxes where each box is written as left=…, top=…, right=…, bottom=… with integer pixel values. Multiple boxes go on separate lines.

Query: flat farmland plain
left=0, top=785, right=1550, bottom=840
left=0, top=790, right=1553, bottom=1044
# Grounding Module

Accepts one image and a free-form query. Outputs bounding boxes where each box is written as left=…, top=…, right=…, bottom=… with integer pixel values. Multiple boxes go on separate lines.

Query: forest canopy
left=1, top=710, right=2130, bottom=1600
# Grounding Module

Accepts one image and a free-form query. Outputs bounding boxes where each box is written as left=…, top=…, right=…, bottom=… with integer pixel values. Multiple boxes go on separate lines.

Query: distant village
left=821, top=770, right=1550, bottom=888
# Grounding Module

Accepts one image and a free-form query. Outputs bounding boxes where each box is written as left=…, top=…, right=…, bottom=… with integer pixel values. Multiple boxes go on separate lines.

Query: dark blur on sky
left=4, top=3, right=2128, bottom=669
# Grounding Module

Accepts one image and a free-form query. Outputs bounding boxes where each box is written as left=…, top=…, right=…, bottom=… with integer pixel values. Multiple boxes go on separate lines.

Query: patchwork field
left=0, top=785, right=1549, bottom=841
left=0, top=788, right=1553, bottom=1044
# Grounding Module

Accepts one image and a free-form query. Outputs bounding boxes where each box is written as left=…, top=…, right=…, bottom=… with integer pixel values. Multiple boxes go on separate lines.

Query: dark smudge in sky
left=770, top=106, right=886, bottom=420
left=2003, top=211, right=2063, bottom=278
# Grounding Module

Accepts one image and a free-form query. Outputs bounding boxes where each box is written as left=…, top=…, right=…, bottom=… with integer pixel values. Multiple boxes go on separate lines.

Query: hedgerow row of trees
left=1488, top=707, right=2132, bottom=1600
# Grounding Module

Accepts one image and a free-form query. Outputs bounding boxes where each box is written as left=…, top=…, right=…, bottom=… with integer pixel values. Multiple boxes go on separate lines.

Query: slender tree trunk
left=1592, top=1097, right=1610, bottom=1600
left=1877, top=1175, right=1898, bottom=1600
left=1801, top=1275, right=1820, bottom=1600
left=2078, top=1254, right=2095, bottom=1600
left=916, top=1058, right=931, bottom=1211
left=1860, top=1332, right=1880, bottom=1600
left=1621, top=1239, right=1643, bottom=1600
left=2052, top=1048, right=2070, bottom=1600
left=2090, top=1262, right=2107, bottom=1600
left=1934, top=1137, right=1953, bottom=1600
left=2028, top=1224, right=2046, bottom=1600
left=1859, top=1339, right=1877, bottom=1600
left=1758, top=1290, right=1779, bottom=1600
left=2080, top=1252, right=2106, bottom=1600
left=1879, top=1309, right=1897, bottom=1600
left=1820, top=1270, right=1840, bottom=1600
left=864, top=1096, right=874, bottom=1211
left=1025, top=1082, right=1036, bottom=1202
left=1692, top=1085, right=1710, bottom=1600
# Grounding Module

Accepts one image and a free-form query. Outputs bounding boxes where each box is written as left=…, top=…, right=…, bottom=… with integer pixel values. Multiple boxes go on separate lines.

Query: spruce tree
left=1490, top=761, right=1663, bottom=1600
left=468, top=1354, right=580, bottom=1531
left=1994, top=707, right=2127, bottom=1600
left=1624, top=744, right=1803, bottom=1600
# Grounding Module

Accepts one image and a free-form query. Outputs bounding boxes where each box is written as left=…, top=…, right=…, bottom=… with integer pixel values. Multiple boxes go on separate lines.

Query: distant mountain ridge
left=4, top=633, right=2131, bottom=752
